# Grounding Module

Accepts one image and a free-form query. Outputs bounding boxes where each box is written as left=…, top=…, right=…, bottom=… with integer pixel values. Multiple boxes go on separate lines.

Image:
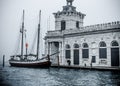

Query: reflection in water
left=0, top=66, right=120, bottom=86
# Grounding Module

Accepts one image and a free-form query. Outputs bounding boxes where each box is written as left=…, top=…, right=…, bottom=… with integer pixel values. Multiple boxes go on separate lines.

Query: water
left=0, top=65, right=120, bottom=86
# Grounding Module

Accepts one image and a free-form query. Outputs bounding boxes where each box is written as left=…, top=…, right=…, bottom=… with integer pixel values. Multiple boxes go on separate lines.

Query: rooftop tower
left=53, top=0, right=85, bottom=30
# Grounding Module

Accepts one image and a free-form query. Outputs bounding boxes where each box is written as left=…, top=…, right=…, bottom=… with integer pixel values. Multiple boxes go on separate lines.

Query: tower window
left=61, top=20, right=66, bottom=30
left=76, top=21, right=79, bottom=28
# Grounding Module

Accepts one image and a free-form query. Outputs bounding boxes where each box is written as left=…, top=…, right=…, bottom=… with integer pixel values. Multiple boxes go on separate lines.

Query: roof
left=45, top=21, right=120, bottom=39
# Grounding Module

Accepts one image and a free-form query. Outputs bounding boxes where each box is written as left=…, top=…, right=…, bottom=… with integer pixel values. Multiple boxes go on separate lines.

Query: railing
left=82, top=21, right=120, bottom=31
left=46, top=30, right=62, bottom=37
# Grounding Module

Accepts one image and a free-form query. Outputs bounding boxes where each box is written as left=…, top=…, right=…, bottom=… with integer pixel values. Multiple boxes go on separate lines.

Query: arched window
left=100, top=41, right=106, bottom=47
left=66, top=44, right=70, bottom=49
left=83, top=43, right=88, bottom=48
left=65, top=44, right=71, bottom=58
left=61, top=20, right=66, bottom=30
left=82, top=43, right=89, bottom=58
left=111, top=41, right=119, bottom=46
left=73, top=44, right=79, bottom=65
left=74, top=44, right=79, bottom=48
left=99, top=41, right=107, bottom=58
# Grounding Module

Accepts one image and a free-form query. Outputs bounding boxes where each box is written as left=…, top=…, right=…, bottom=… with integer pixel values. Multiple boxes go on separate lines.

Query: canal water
left=0, top=65, right=120, bottom=86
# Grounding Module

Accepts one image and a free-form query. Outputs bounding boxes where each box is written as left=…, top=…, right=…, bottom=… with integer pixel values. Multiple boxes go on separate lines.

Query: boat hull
left=9, top=60, right=51, bottom=68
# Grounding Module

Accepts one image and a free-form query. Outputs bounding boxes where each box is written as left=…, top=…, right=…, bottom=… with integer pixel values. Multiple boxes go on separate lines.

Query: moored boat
left=9, top=58, right=51, bottom=68
left=9, top=10, right=51, bottom=68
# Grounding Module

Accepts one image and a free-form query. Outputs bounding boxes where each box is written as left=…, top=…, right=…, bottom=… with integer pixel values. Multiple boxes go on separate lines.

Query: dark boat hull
left=9, top=60, right=51, bottom=68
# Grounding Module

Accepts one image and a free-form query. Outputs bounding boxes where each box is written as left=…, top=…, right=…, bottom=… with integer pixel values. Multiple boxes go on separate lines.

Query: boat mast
left=21, top=10, right=25, bottom=60
left=37, top=10, right=41, bottom=60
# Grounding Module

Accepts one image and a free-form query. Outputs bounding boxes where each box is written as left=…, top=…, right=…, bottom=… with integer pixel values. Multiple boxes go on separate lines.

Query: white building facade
left=45, top=0, right=120, bottom=67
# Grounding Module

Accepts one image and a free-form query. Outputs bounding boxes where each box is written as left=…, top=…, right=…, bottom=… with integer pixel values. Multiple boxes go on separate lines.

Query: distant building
left=45, top=0, right=120, bottom=67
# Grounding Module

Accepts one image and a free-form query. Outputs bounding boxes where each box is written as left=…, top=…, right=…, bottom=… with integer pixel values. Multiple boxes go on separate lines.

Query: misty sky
left=0, top=0, right=120, bottom=63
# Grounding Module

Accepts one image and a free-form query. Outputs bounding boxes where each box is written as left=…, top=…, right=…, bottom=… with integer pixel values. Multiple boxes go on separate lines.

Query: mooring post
left=3, top=55, right=5, bottom=67
left=90, top=63, right=92, bottom=68
left=57, top=56, right=59, bottom=68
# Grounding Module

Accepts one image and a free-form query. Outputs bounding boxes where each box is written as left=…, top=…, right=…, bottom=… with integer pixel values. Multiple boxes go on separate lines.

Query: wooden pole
left=3, top=55, right=5, bottom=67
left=48, top=42, right=50, bottom=55
left=26, top=47, right=28, bottom=59
left=37, top=10, right=41, bottom=60
left=21, top=10, right=25, bottom=60
left=58, top=56, right=59, bottom=68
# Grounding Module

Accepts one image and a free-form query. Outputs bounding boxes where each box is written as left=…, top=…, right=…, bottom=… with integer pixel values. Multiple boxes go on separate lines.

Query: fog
left=0, top=0, right=120, bottom=64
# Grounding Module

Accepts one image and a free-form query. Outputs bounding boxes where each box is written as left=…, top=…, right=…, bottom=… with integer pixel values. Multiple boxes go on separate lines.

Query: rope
left=14, top=32, right=21, bottom=55
left=29, top=28, right=37, bottom=54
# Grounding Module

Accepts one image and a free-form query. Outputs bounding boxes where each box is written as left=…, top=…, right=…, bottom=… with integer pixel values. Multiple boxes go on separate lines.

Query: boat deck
left=51, top=64, right=120, bottom=71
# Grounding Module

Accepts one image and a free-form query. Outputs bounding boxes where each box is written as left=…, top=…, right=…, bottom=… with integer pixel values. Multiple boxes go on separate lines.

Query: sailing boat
left=9, top=10, right=51, bottom=68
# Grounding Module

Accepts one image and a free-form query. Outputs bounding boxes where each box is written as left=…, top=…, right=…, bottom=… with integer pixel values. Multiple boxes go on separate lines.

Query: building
left=45, top=0, right=120, bottom=67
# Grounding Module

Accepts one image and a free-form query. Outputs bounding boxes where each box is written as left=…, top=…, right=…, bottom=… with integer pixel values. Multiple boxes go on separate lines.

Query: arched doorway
left=73, top=44, right=79, bottom=65
left=111, top=41, right=119, bottom=66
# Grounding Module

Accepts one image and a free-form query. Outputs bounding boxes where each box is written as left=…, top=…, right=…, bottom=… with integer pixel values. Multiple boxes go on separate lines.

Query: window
left=61, top=20, right=66, bottom=30
left=83, top=43, right=88, bottom=48
left=99, top=41, right=107, bottom=58
left=76, top=21, right=79, bottom=28
left=66, top=44, right=70, bottom=49
left=99, top=48, right=107, bottom=58
left=74, top=44, right=79, bottom=48
left=82, top=49, right=89, bottom=58
left=65, top=44, right=71, bottom=58
left=65, top=50, right=71, bottom=58
left=92, top=56, right=96, bottom=63
left=100, top=42, right=106, bottom=47
left=82, top=43, right=89, bottom=58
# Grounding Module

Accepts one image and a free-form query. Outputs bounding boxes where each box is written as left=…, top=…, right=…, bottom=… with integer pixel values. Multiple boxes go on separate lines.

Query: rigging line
left=29, top=28, right=38, bottom=54
left=49, top=16, right=50, bottom=31
left=24, top=30, right=28, bottom=54
left=14, top=32, right=21, bottom=55
left=14, top=12, right=23, bottom=56
left=39, top=28, right=43, bottom=54
left=14, top=10, right=25, bottom=56
left=25, top=33, right=26, bottom=42
left=47, top=16, right=50, bottom=31
left=24, top=30, right=27, bottom=44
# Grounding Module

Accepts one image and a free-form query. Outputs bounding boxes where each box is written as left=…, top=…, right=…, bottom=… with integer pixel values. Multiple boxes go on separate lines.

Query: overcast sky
left=0, top=0, right=120, bottom=63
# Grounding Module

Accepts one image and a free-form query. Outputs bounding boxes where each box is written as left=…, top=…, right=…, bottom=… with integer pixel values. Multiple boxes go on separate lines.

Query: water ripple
left=0, top=66, right=120, bottom=86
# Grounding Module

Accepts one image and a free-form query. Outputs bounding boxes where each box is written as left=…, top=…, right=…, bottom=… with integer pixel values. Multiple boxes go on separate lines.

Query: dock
left=51, top=65, right=120, bottom=71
